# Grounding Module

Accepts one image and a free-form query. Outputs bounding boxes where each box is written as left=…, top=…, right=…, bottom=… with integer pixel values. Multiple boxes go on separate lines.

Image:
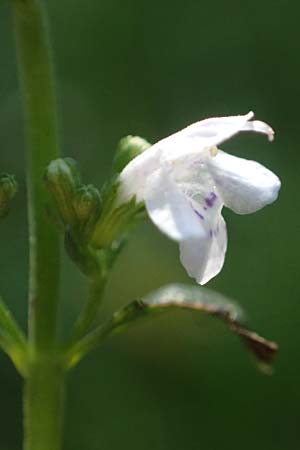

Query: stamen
left=209, top=146, right=218, bottom=157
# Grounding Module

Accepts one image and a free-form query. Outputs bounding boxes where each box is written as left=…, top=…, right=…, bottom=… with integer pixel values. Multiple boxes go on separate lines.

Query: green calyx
left=45, top=158, right=80, bottom=226
left=91, top=177, right=144, bottom=249
left=0, top=173, right=18, bottom=218
left=73, top=185, right=101, bottom=237
left=91, top=135, right=150, bottom=248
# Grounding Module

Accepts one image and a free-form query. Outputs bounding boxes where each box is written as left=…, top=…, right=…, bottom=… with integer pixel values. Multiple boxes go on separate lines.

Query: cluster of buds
left=45, top=158, right=100, bottom=240
left=44, top=136, right=150, bottom=276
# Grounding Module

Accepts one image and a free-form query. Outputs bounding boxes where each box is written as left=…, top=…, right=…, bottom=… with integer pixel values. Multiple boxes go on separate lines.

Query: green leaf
left=66, top=283, right=278, bottom=372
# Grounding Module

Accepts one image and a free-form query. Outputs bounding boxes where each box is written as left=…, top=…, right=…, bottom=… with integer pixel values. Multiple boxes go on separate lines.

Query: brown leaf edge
left=131, top=298, right=278, bottom=369
left=67, top=285, right=278, bottom=372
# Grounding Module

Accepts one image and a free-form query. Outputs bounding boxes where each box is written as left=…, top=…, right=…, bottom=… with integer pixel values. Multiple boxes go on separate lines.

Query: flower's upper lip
left=152, top=111, right=275, bottom=164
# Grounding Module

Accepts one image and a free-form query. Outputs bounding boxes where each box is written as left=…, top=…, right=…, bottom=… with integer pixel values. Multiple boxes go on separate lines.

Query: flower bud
left=112, top=136, right=151, bottom=174
left=73, top=184, right=101, bottom=233
left=45, top=158, right=80, bottom=225
left=0, top=174, right=18, bottom=218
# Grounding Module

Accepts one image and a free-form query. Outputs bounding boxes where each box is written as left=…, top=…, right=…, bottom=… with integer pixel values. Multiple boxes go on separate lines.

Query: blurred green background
left=0, top=0, right=299, bottom=448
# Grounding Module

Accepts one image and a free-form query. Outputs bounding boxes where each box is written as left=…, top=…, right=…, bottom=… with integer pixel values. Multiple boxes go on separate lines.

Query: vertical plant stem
left=12, top=0, right=64, bottom=449
left=23, top=359, right=65, bottom=450
left=13, top=0, right=60, bottom=351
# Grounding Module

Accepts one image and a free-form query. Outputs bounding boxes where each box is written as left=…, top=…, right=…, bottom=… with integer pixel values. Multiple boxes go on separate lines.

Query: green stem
left=13, top=0, right=61, bottom=351
left=66, top=315, right=114, bottom=369
left=12, top=0, right=63, bottom=449
left=23, top=358, right=65, bottom=450
left=0, top=297, right=28, bottom=375
left=65, top=301, right=144, bottom=369
left=70, top=275, right=107, bottom=341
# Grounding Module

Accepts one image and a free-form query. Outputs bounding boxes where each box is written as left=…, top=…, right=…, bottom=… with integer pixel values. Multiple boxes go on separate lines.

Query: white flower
left=119, top=112, right=281, bottom=285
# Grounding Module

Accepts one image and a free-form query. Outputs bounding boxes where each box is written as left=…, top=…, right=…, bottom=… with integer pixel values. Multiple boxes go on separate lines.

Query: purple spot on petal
left=209, top=229, right=213, bottom=238
left=203, top=206, right=208, bottom=210
left=205, top=192, right=218, bottom=208
left=194, top=209, right=205, bottom=220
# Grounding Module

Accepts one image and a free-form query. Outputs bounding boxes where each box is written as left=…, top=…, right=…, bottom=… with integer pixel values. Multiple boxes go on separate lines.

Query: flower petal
left=242, top=120, right=274, bottom=141
left=155, top=111, right=274, bottom=161
left=158, top=112, right=273, bottom=162
left=145, top=168, right=205, bottom=241
left=207, top=150, right=281, bottom=214
left=118, top=146, right=160, bottom=203
left=179, top=215, right=227, bottom=285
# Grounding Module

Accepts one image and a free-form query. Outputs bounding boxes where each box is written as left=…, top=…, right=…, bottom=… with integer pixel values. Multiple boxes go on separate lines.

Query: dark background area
left=0, top=0, right=299, bottom=448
